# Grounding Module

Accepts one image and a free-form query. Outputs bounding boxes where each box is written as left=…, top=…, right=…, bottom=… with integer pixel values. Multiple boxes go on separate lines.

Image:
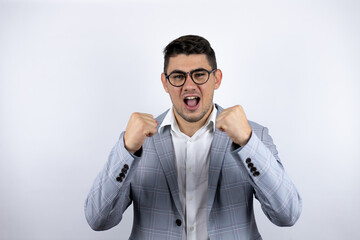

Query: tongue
left=186, top=99, right=198, bottom=107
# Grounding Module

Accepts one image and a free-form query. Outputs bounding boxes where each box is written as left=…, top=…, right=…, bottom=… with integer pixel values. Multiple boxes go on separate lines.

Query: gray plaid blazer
left=85, top=104, right=302, bottom=239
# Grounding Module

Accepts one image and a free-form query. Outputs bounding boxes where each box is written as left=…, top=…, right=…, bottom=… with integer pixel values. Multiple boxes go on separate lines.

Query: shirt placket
left=186, top=137, right=197, bottom=240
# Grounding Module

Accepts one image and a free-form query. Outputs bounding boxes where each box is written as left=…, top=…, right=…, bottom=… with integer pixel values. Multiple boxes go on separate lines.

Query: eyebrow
left=168, top=68, right=208, bottom=75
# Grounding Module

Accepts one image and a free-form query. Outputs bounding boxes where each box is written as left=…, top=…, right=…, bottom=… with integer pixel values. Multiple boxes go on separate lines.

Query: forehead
left=167, top=54, right=211, bottom=72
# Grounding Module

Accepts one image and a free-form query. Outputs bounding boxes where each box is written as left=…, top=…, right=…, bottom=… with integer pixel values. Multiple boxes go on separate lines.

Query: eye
left=194, top=72, right=206, bottom=78
left=193, top=70, right=207, bottom=79
left=171, top=74, right=185, bottom=80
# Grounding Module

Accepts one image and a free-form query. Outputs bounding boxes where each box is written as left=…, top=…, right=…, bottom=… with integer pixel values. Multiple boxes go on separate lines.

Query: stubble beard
left=173, top=96, right=214, bottom=123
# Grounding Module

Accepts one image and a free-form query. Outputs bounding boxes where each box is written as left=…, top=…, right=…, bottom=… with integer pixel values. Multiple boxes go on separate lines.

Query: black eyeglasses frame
left=164, top=68, right=217, bottom=87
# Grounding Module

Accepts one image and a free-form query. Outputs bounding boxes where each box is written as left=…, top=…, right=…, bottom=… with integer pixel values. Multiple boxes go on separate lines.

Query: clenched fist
left=124, top=113, right=158, bottom=154
left=216, top=105, right=252, bottom=146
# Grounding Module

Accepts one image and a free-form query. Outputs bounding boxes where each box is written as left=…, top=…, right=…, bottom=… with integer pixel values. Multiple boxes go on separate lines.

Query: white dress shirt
left=159, top=105, right=217, bottom=240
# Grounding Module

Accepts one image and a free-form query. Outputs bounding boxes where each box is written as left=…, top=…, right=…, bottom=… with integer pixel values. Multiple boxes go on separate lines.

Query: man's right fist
left=124, top=113, right=158, bottom=154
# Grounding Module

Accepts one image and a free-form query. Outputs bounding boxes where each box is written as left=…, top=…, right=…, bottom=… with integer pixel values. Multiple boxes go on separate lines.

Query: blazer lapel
left=207, top=105, right=230, bottom=217
left=153, top=126, right=184, bottom=219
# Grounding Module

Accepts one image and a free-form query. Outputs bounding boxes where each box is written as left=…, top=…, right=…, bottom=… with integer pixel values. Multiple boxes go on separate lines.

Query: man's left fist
left=216, top=105, right=252, bottom=146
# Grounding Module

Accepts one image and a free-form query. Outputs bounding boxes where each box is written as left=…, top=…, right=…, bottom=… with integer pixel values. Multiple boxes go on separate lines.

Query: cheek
left=168, top=89, right=181, bottom=101
left=200, top=86, right=214, bottom=99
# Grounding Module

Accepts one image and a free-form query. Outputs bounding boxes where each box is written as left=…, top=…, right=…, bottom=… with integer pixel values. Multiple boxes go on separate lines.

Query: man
left=85, top=35, right=302, bottom=239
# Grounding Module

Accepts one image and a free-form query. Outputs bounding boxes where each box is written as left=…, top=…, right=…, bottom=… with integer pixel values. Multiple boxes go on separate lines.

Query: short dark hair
left=163, top=35, right=217, bottom=73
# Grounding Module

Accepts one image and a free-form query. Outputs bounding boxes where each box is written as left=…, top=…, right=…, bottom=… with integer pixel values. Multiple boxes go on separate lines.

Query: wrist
left=123, top=134, right=137, bottom=154
left=236, top=131, right=252, bottom=146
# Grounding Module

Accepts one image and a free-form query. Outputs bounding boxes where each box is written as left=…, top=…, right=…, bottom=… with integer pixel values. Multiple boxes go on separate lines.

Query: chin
left=182, top=115, right=203, bottom=123
left=177, top=107, right=209, bottom=123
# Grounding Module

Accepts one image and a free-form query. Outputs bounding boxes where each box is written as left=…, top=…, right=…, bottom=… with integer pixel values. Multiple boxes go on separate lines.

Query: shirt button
left=190, top=226, right=194, bottom=231
left=189, top=196, right=193, bottom=201
left=175, top=219, right=182, bottom=226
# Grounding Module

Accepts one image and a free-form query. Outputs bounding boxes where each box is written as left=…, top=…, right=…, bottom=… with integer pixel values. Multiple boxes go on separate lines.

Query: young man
left=85, top=35, right=302, bottom=240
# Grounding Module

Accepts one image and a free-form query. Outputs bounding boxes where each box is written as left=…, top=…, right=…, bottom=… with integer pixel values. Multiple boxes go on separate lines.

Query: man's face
left=161, top=54, right=222, bottom=123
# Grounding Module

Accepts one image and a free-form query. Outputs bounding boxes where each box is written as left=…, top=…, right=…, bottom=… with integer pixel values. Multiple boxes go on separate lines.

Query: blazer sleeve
left=84, top=132, right=137, bottom=231
left=231, top=125, right=302, bottom=226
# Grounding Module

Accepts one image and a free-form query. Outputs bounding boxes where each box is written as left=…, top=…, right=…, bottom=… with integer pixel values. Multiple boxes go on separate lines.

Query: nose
left=182, top=72, right=197, bottom=90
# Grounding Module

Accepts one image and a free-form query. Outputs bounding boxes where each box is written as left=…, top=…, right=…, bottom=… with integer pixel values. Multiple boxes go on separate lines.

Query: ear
left=214, top=69, right=222, bottom=90
left=161, top=73, right=169, bottom=93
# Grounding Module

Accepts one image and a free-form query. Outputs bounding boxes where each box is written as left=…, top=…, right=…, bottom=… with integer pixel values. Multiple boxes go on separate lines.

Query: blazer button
left=124, top=164, right=129, bottom=170
left=175, top=219, right=182, bottom=226
left=119, top=173, right=125, bottom=178
left=247, top=163, right=254, bottom=168
left=246, top=158, right=251, bottom=163
left=250, top=167, right=257, bottom=172
left=116, top=176, right=121, bottom=182
left=253, top=171, right=260, bottom=177
left=121, top=168, right=128, bottom=174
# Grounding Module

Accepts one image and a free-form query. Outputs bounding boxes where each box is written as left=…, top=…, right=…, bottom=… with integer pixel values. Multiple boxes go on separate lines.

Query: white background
left=1, top=0, right=359, bottom=239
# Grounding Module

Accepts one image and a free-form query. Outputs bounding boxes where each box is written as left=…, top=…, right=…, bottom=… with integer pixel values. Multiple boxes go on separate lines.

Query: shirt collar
left=159, top=104, right=217, bottom=134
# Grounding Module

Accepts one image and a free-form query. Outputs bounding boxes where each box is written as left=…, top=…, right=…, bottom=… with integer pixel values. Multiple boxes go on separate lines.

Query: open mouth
left=184, top=96, right=200, bottom=109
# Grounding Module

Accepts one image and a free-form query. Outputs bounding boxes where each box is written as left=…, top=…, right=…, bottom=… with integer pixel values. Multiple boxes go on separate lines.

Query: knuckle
left=235, top=105, right=242, bottom=110
left=131, top=112, right=140, bottom=119
left=139, top=120, right=147, bottom=128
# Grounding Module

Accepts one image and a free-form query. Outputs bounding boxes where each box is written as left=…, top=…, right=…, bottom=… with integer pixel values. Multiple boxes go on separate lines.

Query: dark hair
left=163, top=35, right=217, bottom=73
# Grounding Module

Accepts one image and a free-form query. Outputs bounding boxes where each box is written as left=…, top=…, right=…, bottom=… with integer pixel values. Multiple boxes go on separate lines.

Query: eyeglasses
left=165, top=68, right=217, bottom=87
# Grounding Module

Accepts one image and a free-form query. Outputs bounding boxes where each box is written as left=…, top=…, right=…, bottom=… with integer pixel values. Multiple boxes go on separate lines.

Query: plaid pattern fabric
left=85, top=104, right=302, bottom=239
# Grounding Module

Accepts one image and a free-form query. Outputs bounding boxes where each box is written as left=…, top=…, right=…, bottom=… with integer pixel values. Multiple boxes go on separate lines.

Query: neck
left=173, top=105, right=214, bottom=137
